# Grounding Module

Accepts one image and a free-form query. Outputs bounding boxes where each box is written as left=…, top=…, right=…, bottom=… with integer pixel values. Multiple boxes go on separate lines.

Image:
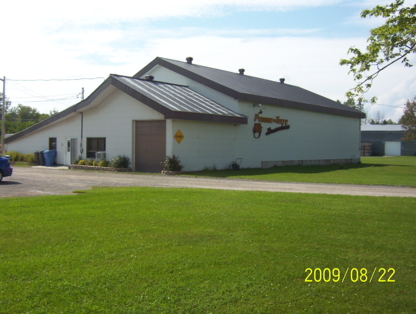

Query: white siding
left=82, top=90, right=163, bottom=167
left=6, top=114, right=82, bottom=165
left=7, top=90, right=164, bottom=167
left=171, top=101, right=361, bottom=171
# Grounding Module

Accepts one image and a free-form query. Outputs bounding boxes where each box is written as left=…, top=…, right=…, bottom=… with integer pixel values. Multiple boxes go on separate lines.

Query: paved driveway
left=0, top=166, right=415, bottom=198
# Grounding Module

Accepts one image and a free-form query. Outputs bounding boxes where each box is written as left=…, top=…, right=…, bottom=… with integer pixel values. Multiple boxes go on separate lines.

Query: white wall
left=82, top=90, right=163, bottom=167
left=6, top=114, right=82, bottom=165
left=171, top=101, right=361, bottom=171
left=7, top=89, right=164, bottom=167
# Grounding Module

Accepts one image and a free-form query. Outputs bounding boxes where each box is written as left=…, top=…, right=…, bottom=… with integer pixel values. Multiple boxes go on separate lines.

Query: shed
left=361, top=124, right=416, bottom=156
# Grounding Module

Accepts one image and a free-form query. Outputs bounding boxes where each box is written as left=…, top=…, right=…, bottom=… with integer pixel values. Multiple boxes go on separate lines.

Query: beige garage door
left=135, top=120, right=166, bottom=172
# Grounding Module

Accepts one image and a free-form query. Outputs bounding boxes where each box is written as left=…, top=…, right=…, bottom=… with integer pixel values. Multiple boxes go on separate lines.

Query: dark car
left=0, top=156, right=13, bottom=181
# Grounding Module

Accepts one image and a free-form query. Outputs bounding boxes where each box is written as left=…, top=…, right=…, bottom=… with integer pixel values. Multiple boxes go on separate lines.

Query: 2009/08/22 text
left=304, top=268, right=395, bottom=283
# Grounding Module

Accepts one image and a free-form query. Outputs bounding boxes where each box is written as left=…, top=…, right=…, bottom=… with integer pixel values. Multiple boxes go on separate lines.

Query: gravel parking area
left=0, top=166, right=415, bottom=198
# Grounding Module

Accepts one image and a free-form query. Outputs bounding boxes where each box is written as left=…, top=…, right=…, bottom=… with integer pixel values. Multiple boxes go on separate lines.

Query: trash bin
left=43, top=150, right=56, bottom=167
left=34, top=151, right=40, bottom=165
left=39, top=151, right=45, bottom=166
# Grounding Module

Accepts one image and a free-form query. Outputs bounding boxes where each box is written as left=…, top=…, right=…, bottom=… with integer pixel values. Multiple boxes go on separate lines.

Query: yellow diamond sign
left=174, top=130, right=184, bottom=144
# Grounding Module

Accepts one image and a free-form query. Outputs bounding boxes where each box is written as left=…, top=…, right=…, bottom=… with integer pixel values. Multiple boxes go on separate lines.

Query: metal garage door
left=135, top=120, right=166, bottom=172
left=385, top=141, right=401, bottom=156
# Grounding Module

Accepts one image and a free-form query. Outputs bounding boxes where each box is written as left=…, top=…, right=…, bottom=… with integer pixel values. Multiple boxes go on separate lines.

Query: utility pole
left=1, top=76, right=5, bottom=155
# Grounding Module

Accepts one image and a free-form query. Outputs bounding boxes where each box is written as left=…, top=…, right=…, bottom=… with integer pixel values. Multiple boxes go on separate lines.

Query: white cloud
left=2, top=0, right=414, bottom=123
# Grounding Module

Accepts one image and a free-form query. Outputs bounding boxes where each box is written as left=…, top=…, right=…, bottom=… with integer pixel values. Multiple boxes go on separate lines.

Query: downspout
left=80, top=112, right=84, bottom=159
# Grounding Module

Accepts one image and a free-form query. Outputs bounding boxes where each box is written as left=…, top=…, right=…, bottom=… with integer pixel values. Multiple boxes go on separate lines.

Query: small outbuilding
left=361, top=124, right=416, bottom=156
left=5, top=57, right=365, bottom=171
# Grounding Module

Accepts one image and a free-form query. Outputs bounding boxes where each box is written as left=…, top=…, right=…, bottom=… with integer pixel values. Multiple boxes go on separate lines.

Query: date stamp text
left=304, top=268, right=395, bottom=283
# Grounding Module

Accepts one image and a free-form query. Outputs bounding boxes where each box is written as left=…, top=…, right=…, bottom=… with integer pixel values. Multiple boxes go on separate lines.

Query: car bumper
left=3, top=168, right=13, bottom=177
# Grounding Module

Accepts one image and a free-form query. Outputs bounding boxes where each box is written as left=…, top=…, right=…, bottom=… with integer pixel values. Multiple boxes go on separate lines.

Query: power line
left=374, top=103, right=405, bottom=108
left=8, top=77, right=105, bottom=82
left=8, top=81, right=78, bottom=106
left=13, top=93, right=77, bottom=99
left=22, top=97, right=77, bottom=103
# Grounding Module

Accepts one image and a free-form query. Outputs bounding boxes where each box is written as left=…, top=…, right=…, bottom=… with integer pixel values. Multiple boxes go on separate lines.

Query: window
left=49, top=138, right=57, bottom=150
left=87, top=138, right=106, bottom=158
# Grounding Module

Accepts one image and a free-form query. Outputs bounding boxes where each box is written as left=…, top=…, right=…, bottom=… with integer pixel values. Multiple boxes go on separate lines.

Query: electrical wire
left=8, top=77, right=105, bottom=82
left=9, top=81, right=78, bottom=105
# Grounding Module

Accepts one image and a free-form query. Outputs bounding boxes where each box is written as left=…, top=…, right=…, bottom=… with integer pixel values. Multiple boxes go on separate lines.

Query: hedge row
left=5, top=151, right=36, bottom=164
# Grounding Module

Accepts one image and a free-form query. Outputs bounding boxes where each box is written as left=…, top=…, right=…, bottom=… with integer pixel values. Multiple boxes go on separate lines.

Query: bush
left=6, top=151, right=22, bottom=162
left=73, top=156, right=82, bottom=165
left=24, top=154, right=36, bottom=164
left=78, top=160, right=87, bottom=165
left=99, top=159, right=109, bottom=167
left=4, top=151, right=36, bottom=163
left=162, top=155, right=184, bottom=171
left=110, top=155, right=130, bottom=168
left=93, top=161, right=99, bottom=167
left=87, top=159, right=95, bottom=166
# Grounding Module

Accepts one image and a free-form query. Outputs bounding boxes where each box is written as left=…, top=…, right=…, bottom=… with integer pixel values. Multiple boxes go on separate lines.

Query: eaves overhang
left=5, top=74, right=247, bottom=144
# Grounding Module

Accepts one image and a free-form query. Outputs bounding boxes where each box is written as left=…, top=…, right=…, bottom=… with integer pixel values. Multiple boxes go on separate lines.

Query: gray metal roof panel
left=134, top=57, right=366, bottom=119
left=113, top=75, right=245, bottom=118
left=361, top=124, right=403, bottom=131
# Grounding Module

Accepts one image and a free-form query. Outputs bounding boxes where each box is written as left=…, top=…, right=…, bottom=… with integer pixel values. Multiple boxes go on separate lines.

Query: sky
left=1, top=0, right=415, bottom=123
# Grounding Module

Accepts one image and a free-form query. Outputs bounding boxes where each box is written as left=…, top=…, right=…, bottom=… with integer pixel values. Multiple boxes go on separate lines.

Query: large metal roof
left=135, top=57, right=366, bottom=119
left=113, top=75, right=244, bottom=118
left=361, top=124, right=403, bottom=131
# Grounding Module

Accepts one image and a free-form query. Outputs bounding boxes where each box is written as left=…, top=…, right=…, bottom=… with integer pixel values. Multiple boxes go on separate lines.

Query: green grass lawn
left=183, top=156, right=416, bottom=187
left=1, top=187, right=415, bottom=313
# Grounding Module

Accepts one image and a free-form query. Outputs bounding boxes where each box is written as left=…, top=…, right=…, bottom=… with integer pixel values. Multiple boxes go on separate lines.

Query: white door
left=64, top=138, right=77, bottom=165
left=385, top=141, right=401, bottom=156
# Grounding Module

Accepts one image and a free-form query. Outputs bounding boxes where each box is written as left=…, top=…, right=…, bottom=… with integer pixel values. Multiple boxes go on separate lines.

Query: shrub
left=6, top=151, right=22, bottom=162
left=99, top=159, right=109, bottom=167
left=78, top=160, right=87, bottom=165
left=162, top=155, right=184, bottom=171
left=73, top=156, right=82, bottom=165
left=93, top=161, right=99, bottom=167
left=110, top=155, right=130, bottom=168
left=24, top=154, right=36, bottom=164
left=87, top=159, right=95, bottom=166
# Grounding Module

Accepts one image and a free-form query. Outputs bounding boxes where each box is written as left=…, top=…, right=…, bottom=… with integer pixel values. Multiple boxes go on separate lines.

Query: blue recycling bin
left=43, top=150, right=57, bottom=167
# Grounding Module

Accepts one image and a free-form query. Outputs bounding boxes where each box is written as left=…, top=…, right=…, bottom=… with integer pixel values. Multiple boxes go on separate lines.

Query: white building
left=5, top=57, right=365, bottom=171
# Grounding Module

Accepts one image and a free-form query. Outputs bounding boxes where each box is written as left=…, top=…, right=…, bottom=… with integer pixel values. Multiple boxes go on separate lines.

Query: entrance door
left=385, top=141, right=401, bottom=156
left=135, top=121, right=166, bottom=172
left=65, top=138, right=77, bottom=165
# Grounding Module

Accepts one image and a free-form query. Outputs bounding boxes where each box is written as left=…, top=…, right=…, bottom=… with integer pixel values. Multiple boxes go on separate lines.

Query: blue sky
left=1, top=0, right=415, bottom=122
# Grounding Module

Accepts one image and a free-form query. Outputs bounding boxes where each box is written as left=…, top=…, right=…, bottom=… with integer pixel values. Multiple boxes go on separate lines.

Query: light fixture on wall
left=253, top=103, right=262, bottom=107
left=258, top=110, right=263, bottom=114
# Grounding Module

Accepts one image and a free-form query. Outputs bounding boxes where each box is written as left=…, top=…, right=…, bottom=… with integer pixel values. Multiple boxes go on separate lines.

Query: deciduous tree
left=400, top=96, right=416, bottom=141
left=340, top=0, right=416, bottom=103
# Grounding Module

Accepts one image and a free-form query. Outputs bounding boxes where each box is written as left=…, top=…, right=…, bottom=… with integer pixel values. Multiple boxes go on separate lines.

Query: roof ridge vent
left=239, top=68, right=245, bottom=75
left=280, top=78, right=285, bottom=84
left=186, top=57, right=193, bottom=64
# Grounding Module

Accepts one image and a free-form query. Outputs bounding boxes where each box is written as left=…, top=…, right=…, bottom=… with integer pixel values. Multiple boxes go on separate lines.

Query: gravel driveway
left=0, top=166, right=415, bottom=198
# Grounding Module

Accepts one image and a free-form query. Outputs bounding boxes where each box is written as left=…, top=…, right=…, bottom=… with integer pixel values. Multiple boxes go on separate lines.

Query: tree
left=400, top=96, right=416, bottom=141
left=340, top=0, right=416, bottom=103
left=1, top=104, right=54, bottom=134
left=0, top=92, right=12, bottom=119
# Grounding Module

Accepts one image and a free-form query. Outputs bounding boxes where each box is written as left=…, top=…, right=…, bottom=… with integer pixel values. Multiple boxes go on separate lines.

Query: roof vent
left=280, top=78, right=285, bottom=84
left=186, top=57, right=193, bottom=64
left=239, top=68, right=245, bottom=75
left=145, top=75, right=154, bottom=81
